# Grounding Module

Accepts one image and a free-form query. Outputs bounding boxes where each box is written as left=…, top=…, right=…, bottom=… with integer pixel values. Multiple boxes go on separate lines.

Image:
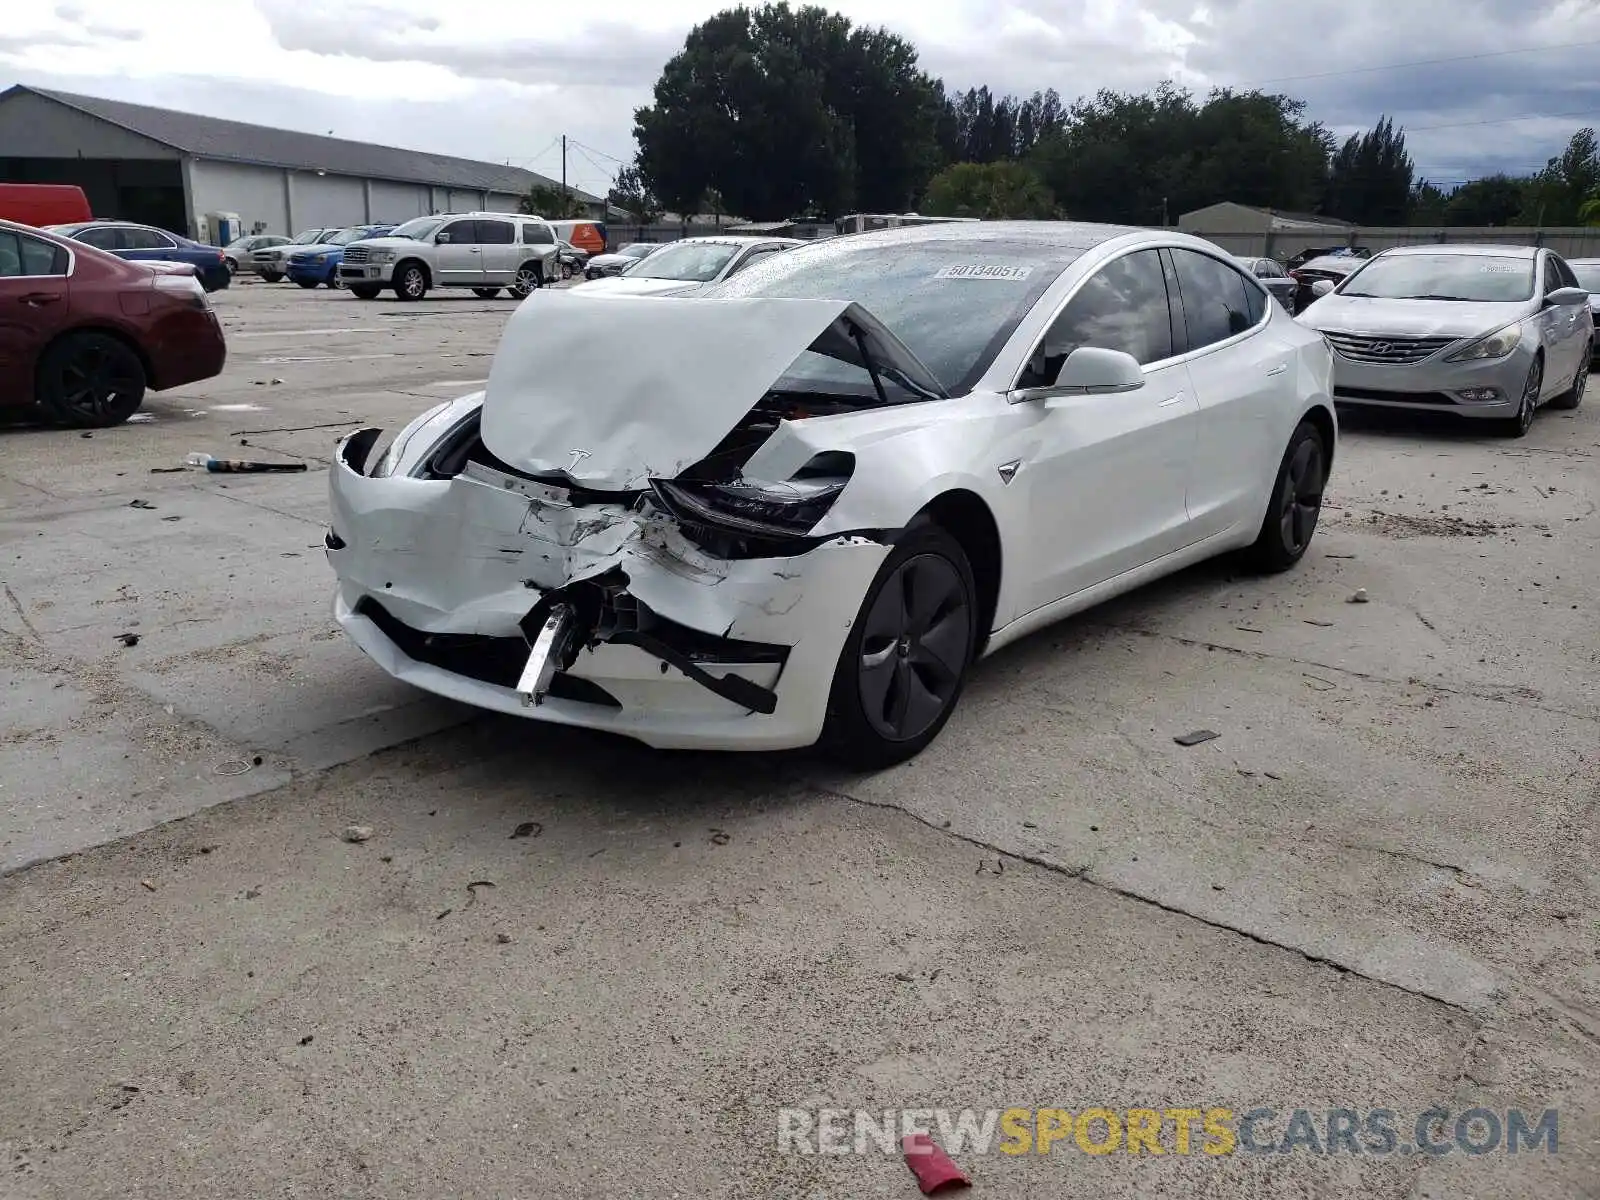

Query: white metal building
left=0, top=84, right=605, bottom=240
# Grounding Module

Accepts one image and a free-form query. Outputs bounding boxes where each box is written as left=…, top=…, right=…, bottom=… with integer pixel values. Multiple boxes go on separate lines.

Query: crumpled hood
left=479, top=291, right=944, bottom=491
left=1299, top=295, right=1532, bottom=339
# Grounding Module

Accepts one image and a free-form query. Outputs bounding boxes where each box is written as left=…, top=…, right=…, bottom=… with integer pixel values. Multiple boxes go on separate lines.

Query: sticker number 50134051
left=935, top=264, right=1034, bottom=281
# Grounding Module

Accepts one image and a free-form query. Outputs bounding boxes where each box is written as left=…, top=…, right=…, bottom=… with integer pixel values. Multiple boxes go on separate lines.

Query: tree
left=1028, top=84, right=1332, bottom=226
left=1515, top=129, right=1600, bottom=225
left=1581, top=192, right=1600, bottom=226
left=633, top=3, right=944, bottom=220
left=607, top=165, right=661, bottom=224
left=1409, top=180, right=1448, bottom=225
left=520, top=184, right=586, bottom=219
left=1439, top=175, right=1526, bottom=226
left=922, top=161, right=1057, bottom=218
left=1323, top=116, right=1414, bottom=225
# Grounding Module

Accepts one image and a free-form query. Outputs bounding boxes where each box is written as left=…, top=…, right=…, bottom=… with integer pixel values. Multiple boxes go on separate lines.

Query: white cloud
left=3, top=0, right=1600, bottom=194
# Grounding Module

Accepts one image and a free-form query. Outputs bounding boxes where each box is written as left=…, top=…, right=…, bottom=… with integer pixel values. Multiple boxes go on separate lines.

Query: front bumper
left=325, top=430, right=887, bottom=750
left=1326, top=341, right=1535, bottom=418
left=288, top=258, right=337, bottom=284
left=338, top=262, right=394, bottom=284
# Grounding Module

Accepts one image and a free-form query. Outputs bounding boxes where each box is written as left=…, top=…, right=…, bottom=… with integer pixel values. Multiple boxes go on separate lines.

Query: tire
left=822, top=521, right=978, bottom=768
left=261, top=271, right=283, bottom=283
left=326, top=273, right=344, bottom=290
left=1245, top=419, right=1328, bottom=573
left=1497, top=357, right=1541, bottom=437
left=36, top=332, right=147, bottom=429
left=223, top=257, right=237, bottom=275
left=472, top=287, right=502, bottom=298
left=393, top=262, right=428, bottom=301
left=350, top=284, right=381, bottom=300
left=295, top=278, right=318, bottom=289
left=1550, top=345, right=1589, bottom=410
left=509, top=262, right=543, bottom=298
left=561, top=263, right=574, bottom=281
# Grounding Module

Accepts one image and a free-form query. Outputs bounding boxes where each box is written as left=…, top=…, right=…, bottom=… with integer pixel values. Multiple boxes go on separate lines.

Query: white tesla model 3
left=326, top=222, right=1336, bottom=766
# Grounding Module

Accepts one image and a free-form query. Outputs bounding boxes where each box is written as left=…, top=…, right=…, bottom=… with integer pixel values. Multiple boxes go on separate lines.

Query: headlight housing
left=1446, top=322, right=1522, bottom=362
left=369, top=401, right=451, bottom=477
left=650, top=475, right=848, bottom=539
left=370, top=249, right=397, bottom=264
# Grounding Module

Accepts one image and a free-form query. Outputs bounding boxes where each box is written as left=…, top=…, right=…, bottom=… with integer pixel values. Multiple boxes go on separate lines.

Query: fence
left=1190, top=225, right=1600, bottom=263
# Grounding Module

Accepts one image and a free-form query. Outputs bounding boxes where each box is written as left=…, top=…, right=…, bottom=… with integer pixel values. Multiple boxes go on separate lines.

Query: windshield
left=1569, top=263, right=1600, bottom=291
left=1339, top=253, right=1535, bottom=302
left=328, top=227, right=374, bottom=245
left=707, top=236, right=1077, bottom=397
left=389, top=217, right=443, bottom=241
left=618, top=243, right=654, bottom=258
left=290, top=229, right=324, bottom=244
left=626, top=242, right=740, bottom=281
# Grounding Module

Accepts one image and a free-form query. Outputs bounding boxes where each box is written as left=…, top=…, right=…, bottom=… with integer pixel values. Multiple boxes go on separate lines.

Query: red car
left=0, top=218, right=226, bottom=428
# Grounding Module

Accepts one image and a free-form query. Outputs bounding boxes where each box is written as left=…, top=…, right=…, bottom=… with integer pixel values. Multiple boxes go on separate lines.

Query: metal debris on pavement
left=341, top=825, right=374, bottom=843
left=1174, top=729, right=1220, bottom=747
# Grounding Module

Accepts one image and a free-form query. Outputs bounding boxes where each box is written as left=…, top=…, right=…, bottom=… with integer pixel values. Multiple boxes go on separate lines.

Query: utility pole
left=561, top=135, right=568, bottom=208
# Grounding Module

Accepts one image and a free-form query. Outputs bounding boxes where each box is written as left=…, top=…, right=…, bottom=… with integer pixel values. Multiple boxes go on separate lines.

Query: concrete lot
left=0, top=280, right=1596, bottom=1198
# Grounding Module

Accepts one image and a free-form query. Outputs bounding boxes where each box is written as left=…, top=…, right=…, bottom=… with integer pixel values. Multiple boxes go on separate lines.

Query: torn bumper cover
left=326, top=438, right=888, bottom=750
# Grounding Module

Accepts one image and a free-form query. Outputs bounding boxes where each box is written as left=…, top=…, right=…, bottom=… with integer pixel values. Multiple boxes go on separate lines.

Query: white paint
left=209, top=403, right=268, bottom=412
left=423, top=379, right=490, bottom=388
left=125, top=413, right=155, bottom=423
left=252, top=353, right=399, bottom=363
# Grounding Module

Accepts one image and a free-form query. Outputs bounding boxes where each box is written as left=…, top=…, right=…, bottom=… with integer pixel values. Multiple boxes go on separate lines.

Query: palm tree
left=1581, top=193, right=1600, bottom=226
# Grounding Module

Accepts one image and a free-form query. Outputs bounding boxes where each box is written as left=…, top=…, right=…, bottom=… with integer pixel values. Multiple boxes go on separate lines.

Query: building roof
left=3, top=85, right=603, bottom=203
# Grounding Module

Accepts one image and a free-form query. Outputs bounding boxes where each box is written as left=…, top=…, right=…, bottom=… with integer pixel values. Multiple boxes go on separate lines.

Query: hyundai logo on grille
left=1366, top=342, right=1393, bottom=355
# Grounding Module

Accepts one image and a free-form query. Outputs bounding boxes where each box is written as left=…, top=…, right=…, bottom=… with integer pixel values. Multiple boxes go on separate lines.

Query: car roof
left=1380, top=243, right=1541, bottom=259
left=830, top=219, right=1146, bottom=253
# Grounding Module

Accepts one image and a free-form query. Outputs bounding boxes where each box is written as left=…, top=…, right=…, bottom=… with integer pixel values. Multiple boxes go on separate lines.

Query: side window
left=1170, top=248, right=1257, bottom=350
left=18, top=234, right=65, bottom=276
left=1547, top=254, right=1579, bottom=292
left=477, top=220, right=515, bottom=245
left=521, top=222, right=554, bottom=245
left=119, top=227, right=173, bottom=250
left=1020, top=249, right=1173, bottom=386
left=76, top=226, right=118, bottom=250
left=437, top=220, right=475, bottom=244
left=727, top=246, right=782, bottom=276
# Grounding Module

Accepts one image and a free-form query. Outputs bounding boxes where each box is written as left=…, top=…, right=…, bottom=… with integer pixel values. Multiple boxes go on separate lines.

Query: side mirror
left=1545, top=286, right=1588, bottom=307
left=1310, top=279, right=1336, bottom=298
left=1009, top=346, right=1145, bottom=404
left=435, top=232, right=452, bottom=244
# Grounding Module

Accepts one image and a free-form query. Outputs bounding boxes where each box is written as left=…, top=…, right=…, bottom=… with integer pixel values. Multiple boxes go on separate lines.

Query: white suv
left=338, top=213, right=560, bottom=301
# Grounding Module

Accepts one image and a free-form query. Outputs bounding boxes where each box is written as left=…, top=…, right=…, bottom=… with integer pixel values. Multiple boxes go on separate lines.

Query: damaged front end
left=324, top=294, right=934, bottom=749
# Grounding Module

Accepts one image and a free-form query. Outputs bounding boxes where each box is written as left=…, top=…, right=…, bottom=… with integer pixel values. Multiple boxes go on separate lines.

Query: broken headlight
left=650, top=476, right=847, bottom=538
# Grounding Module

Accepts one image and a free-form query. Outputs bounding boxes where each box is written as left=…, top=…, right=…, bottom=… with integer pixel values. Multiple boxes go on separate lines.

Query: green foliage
left=633, top=3, right=943, bottom=221
left=1324, top=116, right=1413, bottom=225
left=1514, top=129, right=1600, bottom=225
left=1440, top=175, right=1527, bottom=226
left=922, top=161, right=1058, bottom=219
left=1581, top=193, right=1600, bottom=226
left=1028, top=85, right=1333, bottom=226
left=519, top=184, right=586, bottom=219
left=607, top=166, right=661, bottom=224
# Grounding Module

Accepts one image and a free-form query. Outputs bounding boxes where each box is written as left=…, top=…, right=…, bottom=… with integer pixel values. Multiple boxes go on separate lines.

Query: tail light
left=1288, top=270, right=1303, bottom=282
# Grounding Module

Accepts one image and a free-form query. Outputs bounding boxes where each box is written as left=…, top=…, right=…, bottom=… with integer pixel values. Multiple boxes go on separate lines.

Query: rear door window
left=1019, top=248, right=1174, bottom=386
left=1169, top=248, right=1259, bottom=350
left=477, top=220, right=515, bottom=245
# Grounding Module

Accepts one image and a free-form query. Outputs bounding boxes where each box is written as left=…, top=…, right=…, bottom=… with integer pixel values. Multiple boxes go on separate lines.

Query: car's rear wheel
left=560, top=263, right=574, bottom=281
left=36, top=332, right=147, bottom=429
left=1550, top=345, right=1589, bottom=410
left=394, top=263, right=428, bottom=301
left=1245, top=418, right=1327, bottom=572
left=509, top=263, right=542, bottom=298
left=295, top=278, right=318, bottom=289
left=350, top=284, right=381, bottom=300
left=261, top=271, right=283, bottom=283
left=472, top=287, right=502, bottom=298
left=823, top=522, right=977, bottom=768
left=223, top=257, right=237, bottom=275
left=1497, top=357, right=1541, bottom=437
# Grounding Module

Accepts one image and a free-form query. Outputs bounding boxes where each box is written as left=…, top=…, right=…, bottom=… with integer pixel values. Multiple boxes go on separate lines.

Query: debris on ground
left=183, top=452, right=307, bottom=473
left=139, top=879, right=156, bottom=892
left=496, top=932, right=512, bottom=944
left=1304, top=619, right=1334, bottom=627
left=710, top=829, right=731, bottom=846
left=509, top=821, right=543, bottom=839
left=903, top=1133, right=971, bottom=1194
left=115, top=632, right=140, bottom=647
left=341, top=825, right=374, bottom=843
left=1347, top=588, right=1370, bottom=604
left=213, top=759, right=253, bottom=776
left=297, top=1034, right=314, bottom=1046
left=128, top=499, right=157, bottom=510
left=1174, top=729, right=1220, bottom=747
left=464, top=881, right=495, bottom=908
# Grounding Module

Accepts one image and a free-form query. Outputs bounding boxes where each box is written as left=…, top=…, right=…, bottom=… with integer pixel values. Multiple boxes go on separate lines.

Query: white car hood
left=1299, top=296, right=1531, bottom=339
left=580, top=276, right=703, bottom=296
left=480, top=291, right=945, bottom=491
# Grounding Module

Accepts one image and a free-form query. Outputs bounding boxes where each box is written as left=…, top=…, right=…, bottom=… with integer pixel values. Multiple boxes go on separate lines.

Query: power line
left=1404, top=106, right=1600, bottom=133
left=567, top=137, right=628, bottom=165
left=1235, top=37, right=1600, bottom=88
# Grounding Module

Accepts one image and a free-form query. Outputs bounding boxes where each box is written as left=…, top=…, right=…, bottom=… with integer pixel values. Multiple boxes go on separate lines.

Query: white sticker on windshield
left=936, top=264, right=1033, bottom=281
left=1478, top=262, right=1522, bottom=273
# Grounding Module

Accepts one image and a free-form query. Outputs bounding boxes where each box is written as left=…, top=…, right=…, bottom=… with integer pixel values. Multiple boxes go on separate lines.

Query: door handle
left=1266, top=363, right=1288, bottom=376
left=1157, top=391, right=1189, bottom=408
left=19, top=293, right=61, bottom=306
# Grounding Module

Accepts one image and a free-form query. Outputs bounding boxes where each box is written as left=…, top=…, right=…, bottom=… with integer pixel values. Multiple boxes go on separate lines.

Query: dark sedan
left=46, top=220, right=232, bottom=292
left=0, top=219, right=226, bottom=427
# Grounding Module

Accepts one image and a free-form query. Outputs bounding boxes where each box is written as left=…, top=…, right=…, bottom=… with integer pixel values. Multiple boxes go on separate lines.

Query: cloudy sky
left=5, top=0, right=1600, bottom=199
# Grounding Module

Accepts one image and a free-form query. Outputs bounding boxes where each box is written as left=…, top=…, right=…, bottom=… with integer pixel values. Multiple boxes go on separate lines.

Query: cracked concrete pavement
left=1, top=282, right=1596, bottom=1197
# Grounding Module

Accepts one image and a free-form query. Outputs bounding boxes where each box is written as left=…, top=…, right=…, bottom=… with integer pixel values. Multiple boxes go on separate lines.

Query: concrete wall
left=1189, top=225, right=1600, bottom=262
left=482, top=192, right=520, bottom=213
left=288, top=171, right=367, bottom=231
left=188, top=159, right=289, bottom=236
left=368, top=179, right=431, bottom=223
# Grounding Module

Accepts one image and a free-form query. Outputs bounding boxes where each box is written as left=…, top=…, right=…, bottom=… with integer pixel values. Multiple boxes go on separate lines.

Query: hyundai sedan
left=1297, top=245, right=1592, bottom=436
left=326, top=222, right=1336, bottom=766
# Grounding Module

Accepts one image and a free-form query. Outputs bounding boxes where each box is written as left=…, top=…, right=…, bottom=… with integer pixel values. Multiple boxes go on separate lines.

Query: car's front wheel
left=509, top=263, right=542, bottom=298
left=261, top=271, right=283, bottom=283
left=1246, top=418, right=1328, bottom=572
left=349, top=284, right=381, bottom=300
left=1498, top=357, right=1541, bottom=437
left=472, top=287, right=502, bottom=298
left=295, top=278, right=318, bottom=289
left=823, top=522, right=978, bottom=768
left=36, top=332, right=147, bottom=428
left=393, top=263, right=428, bottom=301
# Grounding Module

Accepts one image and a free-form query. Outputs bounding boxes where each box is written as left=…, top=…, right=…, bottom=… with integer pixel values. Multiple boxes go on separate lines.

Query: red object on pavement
left=902, top=1133, right=971, bottom=1194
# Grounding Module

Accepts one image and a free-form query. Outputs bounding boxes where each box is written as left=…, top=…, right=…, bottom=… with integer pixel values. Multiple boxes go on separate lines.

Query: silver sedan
left=1296, top=244, right=1592, bottom=437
